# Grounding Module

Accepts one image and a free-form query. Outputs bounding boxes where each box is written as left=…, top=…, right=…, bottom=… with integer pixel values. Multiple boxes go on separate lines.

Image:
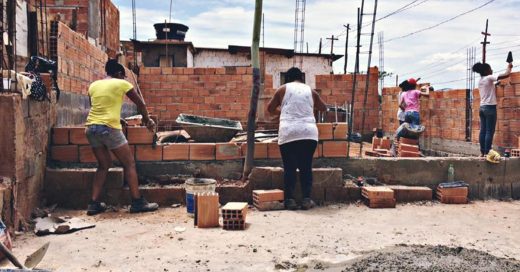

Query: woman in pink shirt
left=399, top=78, right=430, bottom=128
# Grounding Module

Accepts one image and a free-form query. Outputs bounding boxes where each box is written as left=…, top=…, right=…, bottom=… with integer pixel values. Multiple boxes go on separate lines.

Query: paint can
left=185, top=178, right=216, bottom=215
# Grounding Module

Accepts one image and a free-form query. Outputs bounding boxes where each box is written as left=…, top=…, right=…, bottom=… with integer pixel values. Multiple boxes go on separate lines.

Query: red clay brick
left=127, top=127, right=155, bottom=144
left=322, top=141, right=348, bottom=158
left=317, top=123, right=333, bottom=140
left=267, top=142, right=281, bottom=159
left=163, top=144, right=190, bottom=161
left=69, top=127, right=89, bottom=145
left=135, top=145, right=163, bottom=161
left=51, top=145, right=79, bottom=162
left=333, top=123, right=348, bottom=140
left=241, top=142, right=268, bottom=159
left=399, top=137, right=419, bottom=145
left=216, top=143, right=242, bottom=160
left=189, top=143, right=216, bottom=160
left=79, top=145, right=97, bottom=163
left=398, top=143, right=419, bottom=153
left=399, top=151, right=421, bottom=157
left=52, top=127, right=69, bottom=145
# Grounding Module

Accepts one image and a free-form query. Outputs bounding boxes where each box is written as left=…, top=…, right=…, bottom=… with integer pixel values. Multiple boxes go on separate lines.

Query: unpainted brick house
left=122, top=23, right=342, bottom=89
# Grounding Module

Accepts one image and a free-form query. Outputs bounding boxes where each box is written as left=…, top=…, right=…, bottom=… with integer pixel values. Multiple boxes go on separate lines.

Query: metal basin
left=175, top=114, right=243, bottom=142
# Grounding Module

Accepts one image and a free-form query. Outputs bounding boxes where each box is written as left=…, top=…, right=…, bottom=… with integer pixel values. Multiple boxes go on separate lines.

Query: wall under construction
left=381, top=72, right=520, bottom=155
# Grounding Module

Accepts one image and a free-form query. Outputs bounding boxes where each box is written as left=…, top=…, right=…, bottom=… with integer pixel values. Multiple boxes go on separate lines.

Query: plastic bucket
left=185, top=178, right=216, bottom=215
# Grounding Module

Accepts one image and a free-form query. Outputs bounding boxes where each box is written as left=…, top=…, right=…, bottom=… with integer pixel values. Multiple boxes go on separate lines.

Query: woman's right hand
left=145, top=119, right=156, bottom=132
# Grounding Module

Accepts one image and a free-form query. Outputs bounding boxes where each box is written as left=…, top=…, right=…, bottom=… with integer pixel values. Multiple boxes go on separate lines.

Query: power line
left=430, top=64, right=519, bottom=85
left=384, top=0, right=496, bottom=43
left=314, top=0, right=429, bottom=53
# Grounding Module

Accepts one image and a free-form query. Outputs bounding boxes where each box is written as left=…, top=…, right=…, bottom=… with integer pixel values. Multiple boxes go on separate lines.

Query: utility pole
left=343, top=24, right=350, bottom=74
left=481, top=19, right=490, bottom=63
left=326, top=35, right=338, bottom=66
left=318, top=38, right=322, bottom=54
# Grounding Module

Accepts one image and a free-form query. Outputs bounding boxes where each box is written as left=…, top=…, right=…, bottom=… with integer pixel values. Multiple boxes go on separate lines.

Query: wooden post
left=481, top=19, right=490, bottom=63
left=343, top=24, right=350, bottom=74
left=242, top=0, right=263, bottom=180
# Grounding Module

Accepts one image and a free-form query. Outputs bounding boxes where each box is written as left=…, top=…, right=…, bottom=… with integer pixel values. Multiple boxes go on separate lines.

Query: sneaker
left=301, top=198, right=316, bottom=210
left=284, top=199, right=298, bottom=211
left=87, top=201, right=107, bottom=216
left=130, top=197, right=159, bottom=213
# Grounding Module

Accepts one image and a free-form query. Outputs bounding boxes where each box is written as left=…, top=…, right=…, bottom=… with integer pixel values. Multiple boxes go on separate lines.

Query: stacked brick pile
left=221, top=202, right=248, bottom=230
left=315, top=67, right=379, bottom=133
left=436, top=187, right=468, bottom=204
left=138, top=67, right=274, bottom=126
left=361, top=187, right=396, bottom=208
left=253, top=189, right=284, bottom=211
left=365, top=136, right=392, bottom=157
left=396, top=137, right=421, bottom=157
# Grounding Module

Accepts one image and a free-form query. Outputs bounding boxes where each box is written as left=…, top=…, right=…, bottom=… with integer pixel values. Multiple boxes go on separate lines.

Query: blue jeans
left=479, top=105, right=497, bottom=155
left=404, top=111, right=420, bottom=128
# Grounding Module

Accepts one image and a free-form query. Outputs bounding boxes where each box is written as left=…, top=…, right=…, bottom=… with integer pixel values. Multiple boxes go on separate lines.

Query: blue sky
left=112, top=0, right=520, bottom=89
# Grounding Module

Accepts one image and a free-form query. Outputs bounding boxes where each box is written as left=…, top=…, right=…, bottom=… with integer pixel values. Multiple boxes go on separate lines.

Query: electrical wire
left=314, top=0, right=429, bottom=53
left=384, top=0, right=496, bottom=43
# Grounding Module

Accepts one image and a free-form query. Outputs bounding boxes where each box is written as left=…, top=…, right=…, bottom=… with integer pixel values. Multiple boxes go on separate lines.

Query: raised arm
left=497, top=63, right=513, bottom=80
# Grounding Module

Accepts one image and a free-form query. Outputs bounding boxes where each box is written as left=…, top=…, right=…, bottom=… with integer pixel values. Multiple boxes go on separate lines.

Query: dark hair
left=285, top=67, right=304, bottom=83
left=398, top=80, right=414, bottom=92
left=472, top=62, right=491, bottom=76
left=105, top=59, right=125, bottom=77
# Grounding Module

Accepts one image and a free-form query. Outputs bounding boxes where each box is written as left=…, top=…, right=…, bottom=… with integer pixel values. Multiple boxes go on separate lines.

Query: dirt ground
left=5, top=200, right=520, bottom=272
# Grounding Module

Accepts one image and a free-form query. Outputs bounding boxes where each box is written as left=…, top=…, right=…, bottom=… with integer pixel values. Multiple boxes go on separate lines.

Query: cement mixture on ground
left=4, top=201, right=520, bottom=271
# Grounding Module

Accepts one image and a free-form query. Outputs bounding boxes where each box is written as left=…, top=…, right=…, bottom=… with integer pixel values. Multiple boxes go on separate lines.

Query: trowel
left=0, top=241, right=50, bottom=271
left=507, top=51, right=513, bottom=64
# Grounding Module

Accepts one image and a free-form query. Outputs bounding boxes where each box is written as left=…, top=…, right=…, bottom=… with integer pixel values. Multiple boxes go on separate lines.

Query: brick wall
left=45, top=0, right=120, bottom=55
left=315, top=67, right=379, bottom=133
left=381, top=87, right=467, bottom=141
left=138, top=67, right=274, bottom=126
left=382, top=71, right=520, bottom=151
left=0, top=92, right=57, bottom=228
left=473, top=72, right=520, bottom=148
left=55, top=21, right=137, bottom=126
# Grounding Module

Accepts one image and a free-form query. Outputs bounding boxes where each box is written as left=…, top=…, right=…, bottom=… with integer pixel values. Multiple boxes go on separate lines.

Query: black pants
left=279, top=140, right=317, bottom=200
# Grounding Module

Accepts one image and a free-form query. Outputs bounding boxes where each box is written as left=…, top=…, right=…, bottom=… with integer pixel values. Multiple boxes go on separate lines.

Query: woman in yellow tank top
left=85, top=59, right=159, bottom=215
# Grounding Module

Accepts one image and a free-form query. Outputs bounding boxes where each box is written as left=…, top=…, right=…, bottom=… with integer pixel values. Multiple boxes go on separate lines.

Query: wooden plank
left=195, top=193, right=220, bottom=228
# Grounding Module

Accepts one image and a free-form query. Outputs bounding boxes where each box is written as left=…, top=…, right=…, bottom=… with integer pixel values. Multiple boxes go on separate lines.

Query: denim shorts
left=85, top=125, right=128, bottom=150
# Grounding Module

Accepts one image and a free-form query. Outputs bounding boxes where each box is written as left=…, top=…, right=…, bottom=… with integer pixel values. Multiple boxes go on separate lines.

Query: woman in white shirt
left=472, top=62, right=512, bottom=156
left=267, top=67, right=327, bottom=210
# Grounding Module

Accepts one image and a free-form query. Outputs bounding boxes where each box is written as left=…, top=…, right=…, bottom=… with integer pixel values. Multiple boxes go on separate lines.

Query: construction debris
left=253, top=189, right=285, bottom=211
left=362, top=187, right=396, bottom=208
left=221, top=202, right=248, bottom=230
left=34, top=216, right=95, bottom=236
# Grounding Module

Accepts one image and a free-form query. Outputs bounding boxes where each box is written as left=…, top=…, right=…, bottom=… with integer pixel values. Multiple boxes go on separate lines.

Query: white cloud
left=115, top=0, right=520, bottom=89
